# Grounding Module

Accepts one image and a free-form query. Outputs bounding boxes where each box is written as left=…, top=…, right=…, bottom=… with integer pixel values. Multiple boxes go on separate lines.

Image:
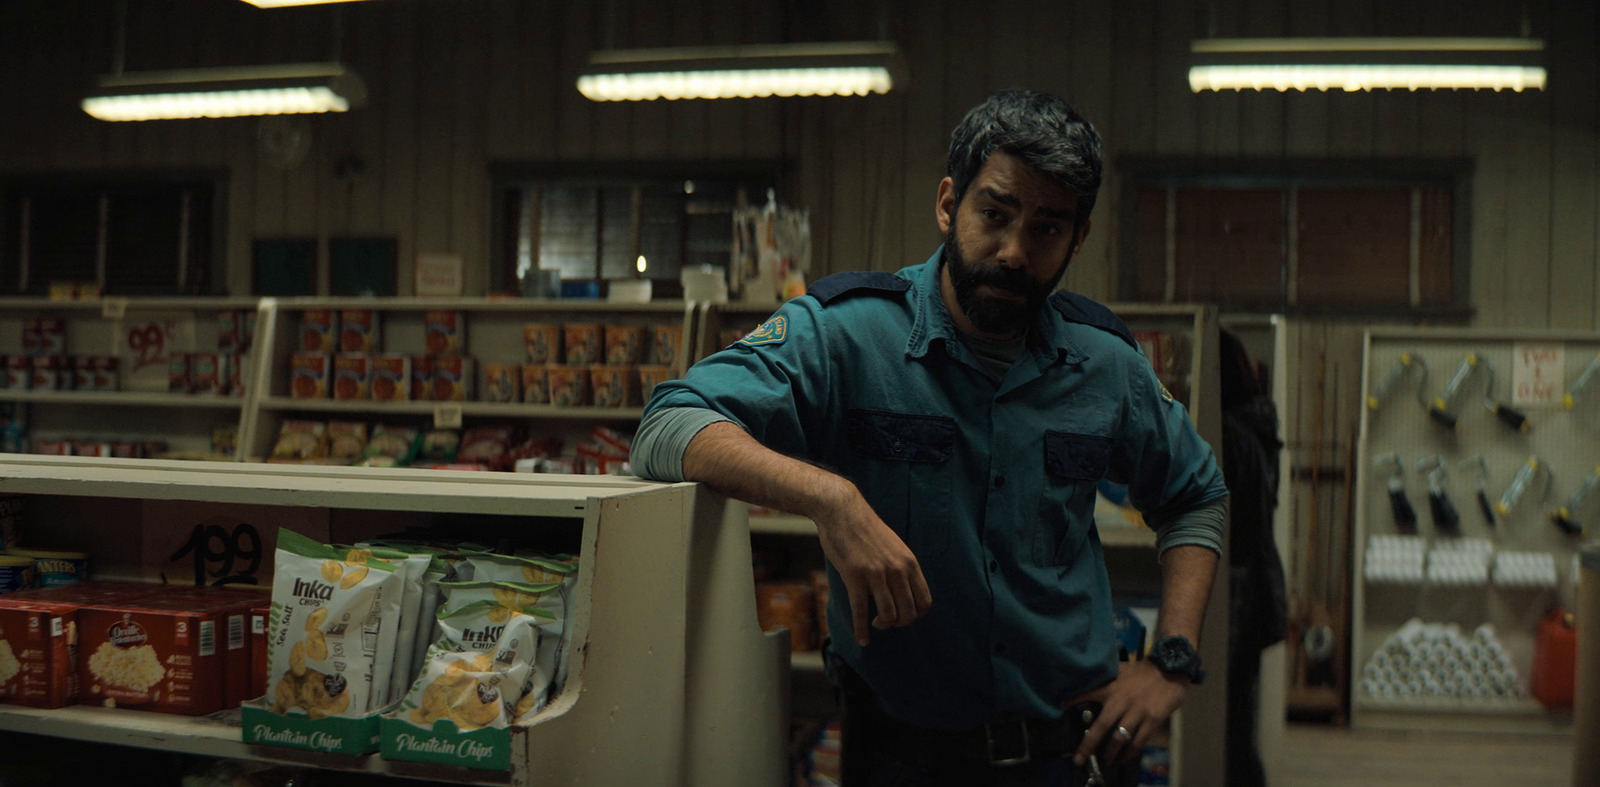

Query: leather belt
left=875, top=712, right=1079, bottom=766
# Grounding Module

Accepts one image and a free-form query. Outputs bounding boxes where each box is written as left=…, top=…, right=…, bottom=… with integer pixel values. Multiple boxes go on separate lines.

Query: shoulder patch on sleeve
left=806, top=271, right=911, bottom=306
left=739, top=315, right=788, bottom=346
left=1048, top=291, right=1137, bottom=349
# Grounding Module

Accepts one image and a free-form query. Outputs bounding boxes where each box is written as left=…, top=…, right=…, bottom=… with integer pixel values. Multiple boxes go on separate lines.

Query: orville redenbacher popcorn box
left=78, top=595, right=229, bottom=715
left=0, top=598, right=80, bottom=708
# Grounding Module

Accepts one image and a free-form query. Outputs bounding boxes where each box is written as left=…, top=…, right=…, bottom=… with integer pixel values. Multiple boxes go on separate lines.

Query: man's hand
left=812, top=498, right=933, bottom=646
left=679, top=421, right=933, bottom=646
left=1067, top=660, right=1189, bottom=766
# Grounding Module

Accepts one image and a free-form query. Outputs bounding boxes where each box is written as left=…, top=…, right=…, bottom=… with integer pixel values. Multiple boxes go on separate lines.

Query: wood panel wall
left=3, top=0, right=1598, bottom=722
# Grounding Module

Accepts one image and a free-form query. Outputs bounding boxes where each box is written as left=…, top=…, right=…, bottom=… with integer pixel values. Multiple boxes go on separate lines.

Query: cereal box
left=339, top=310, right=380, bottom=354
left=649, top=324, right=683, bottom=367
left=4, top=356, right=28, bottom=390
left=333, top=354, right=372, bottom=401
left=0, top=599, right=80, bottom=708
left=523, top=323, right=560, bottom=364
left=521, top=365, right=550, bottom=405
left=431, top=356, right=472, bottom=402
left=563, top=324, right=601, bottom=365
left=483, top=363, right=519, bottom=403
left=604, top=325, right=645, bottom=365
left=371, top=354, right=411, bottom=402
left=410, top=355, right=433, bottom=402
left=31, top=356, right=62, bottom=391
left=300, top=311, right=338, bottom=353
left=424, top=311, right=463, bottom=356
left=289, top=353, right=331, bottom=399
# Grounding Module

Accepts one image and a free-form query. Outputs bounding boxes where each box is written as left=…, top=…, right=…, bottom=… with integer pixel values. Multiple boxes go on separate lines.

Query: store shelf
left=790, top=651, right=826, bottom=673
left=0, top=390, right=245, bottom=409
left=1097, top=522, right=1158, bottom=548
left=0, top=704, right=509, bottom=786
left=262, top=297, right=693, bottom=315
left=749, top=513, right=815, bottom=536
left=0, top=455, right=788, bottom=786
left=258, top=396, right=644, bottom=421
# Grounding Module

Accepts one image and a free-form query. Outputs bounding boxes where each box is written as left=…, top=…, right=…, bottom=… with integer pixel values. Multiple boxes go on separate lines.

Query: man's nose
left=996, top=226, right=1029, bottom=269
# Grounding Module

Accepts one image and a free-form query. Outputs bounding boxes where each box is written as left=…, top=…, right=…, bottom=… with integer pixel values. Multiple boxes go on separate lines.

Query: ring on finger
left=1114, top=725, right=1132, bottom=740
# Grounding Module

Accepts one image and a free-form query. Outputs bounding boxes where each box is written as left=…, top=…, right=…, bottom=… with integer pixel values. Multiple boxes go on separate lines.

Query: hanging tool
left=1479, top=359, right=1530, bottom=432
left=1428, top=353, right=1480, bottom=429
left=1416, top=456, right=1461, bottom=535
left=1367, top=352, right=1428, bottom=412
left=1496, top=456, right=1551, bottom=519
left=1460, top=456, right=1497, bottom=528
left=1374, top=453, right=1418, bottom=534
left=1564, top=350, right=1600, bottom=409
left=1549, top=466, right=1600, bottom=536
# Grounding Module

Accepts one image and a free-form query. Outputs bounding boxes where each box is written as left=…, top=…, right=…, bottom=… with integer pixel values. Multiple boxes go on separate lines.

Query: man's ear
left=935, top=177, right=956, bottom=234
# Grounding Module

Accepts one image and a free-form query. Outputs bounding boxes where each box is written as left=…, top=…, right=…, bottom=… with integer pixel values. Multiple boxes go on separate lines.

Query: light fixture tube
left=82, top=63, right=366, bottom=121
left=238, top=0, right=376, bottom=7
left=578, top=41, right=903, bottom=101
left=1188, top=37, right=1546, bottom=93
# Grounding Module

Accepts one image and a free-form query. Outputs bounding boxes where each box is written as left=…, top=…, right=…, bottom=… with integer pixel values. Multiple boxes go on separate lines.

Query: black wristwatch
left=1148, top=635, right=1206, bottom=685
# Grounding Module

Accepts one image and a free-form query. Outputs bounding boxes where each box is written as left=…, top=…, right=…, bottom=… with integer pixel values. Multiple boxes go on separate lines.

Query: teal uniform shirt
left=644, top=251, right=1228, bottom=729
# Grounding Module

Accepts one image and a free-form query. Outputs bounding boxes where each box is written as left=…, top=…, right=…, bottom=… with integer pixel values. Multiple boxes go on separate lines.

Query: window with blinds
left=1122, top=162, right=1467, bottom=316
left=496, top=173, right=778, bottom=298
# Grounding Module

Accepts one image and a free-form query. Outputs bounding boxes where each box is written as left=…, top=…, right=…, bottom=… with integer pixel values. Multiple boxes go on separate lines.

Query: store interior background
left=2, top=0, right=1596, bottom=783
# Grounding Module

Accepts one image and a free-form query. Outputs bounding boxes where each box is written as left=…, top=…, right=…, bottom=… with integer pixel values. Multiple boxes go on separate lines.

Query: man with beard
left=631, top=88, right=1228, bottom=786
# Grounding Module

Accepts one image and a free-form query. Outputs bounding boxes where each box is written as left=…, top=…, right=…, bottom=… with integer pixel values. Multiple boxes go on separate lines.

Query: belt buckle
left=983, top=720, right=1031, bottom=766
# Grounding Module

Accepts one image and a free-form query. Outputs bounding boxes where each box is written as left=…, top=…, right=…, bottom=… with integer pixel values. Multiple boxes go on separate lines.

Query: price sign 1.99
left=168, top=519, right=264, bottom=587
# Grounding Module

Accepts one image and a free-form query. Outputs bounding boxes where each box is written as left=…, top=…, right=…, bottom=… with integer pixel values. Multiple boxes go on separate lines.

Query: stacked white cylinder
left=1491, top=551, right=1560, bottom=588
left=1426, top=538, right=1493, bottom=586
left=1365, top=535, right=1426, bottom=583
left=1358, top=618, right=1523, bottom=704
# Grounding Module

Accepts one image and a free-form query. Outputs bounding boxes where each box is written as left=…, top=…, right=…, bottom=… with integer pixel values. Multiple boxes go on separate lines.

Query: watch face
left=1153, top=636, right=1198, bottom=674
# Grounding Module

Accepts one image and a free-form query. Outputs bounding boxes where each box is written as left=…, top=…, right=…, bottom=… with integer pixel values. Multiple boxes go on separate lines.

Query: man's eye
left=981, top=209, right=1005, bottom=221
left=1037, top=224, right=1063, bottom=236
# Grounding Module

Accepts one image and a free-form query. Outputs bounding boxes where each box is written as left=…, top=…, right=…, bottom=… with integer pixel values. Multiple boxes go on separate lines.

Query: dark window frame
left=1116, top=157, right=1474, bottom=320
left=488, top=160, right=790, bottom=298
left=0, top=170, right=227, bottom=297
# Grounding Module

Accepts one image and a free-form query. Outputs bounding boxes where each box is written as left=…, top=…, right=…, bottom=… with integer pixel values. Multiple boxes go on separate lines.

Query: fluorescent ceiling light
left=577, top=41, right=904, bottom=101
left=239, top=0, right=376, bottom=7
left=82, top=63, right=366, bottom=121
left=1188, top=37, right=1546, bottom=92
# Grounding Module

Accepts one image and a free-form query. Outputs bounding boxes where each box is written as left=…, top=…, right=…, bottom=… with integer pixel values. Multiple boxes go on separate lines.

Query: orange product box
left=563, top=324, right=602, bottom=365
left=370, top=354, right=411, bottom=402
left=484, top=363, right=520, bottom=403
left=156, top=585, right=270, bottom=710
left=300, top=310, right=338, bottom=353
left=604, top=325, right=645, bottom=365
left=0, top=599, right=80, bottom=708
left=410, top=354, right=433, bottom=402
left=289, top=353, right=331, bottom=399
left=339, top=309, right=380, bottom=354
left=77, top=595, right=228, bottom=715
left=332, top=354, right=372, bottom=401
left=521, top=364, right=550, bottom=405
left=431, top=355, right=473, bottom=402
left=424, top=310, right=464, bottom=355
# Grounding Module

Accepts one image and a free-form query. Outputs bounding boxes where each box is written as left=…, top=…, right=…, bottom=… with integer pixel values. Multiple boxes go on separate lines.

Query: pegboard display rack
left=1353, top=327, right=1590, bottom=734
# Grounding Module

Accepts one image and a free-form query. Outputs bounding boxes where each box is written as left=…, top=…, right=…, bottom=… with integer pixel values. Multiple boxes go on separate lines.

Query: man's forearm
left=682, top=420, right=860, bottom=523
left=1154, top=544, right=1219, bottom=645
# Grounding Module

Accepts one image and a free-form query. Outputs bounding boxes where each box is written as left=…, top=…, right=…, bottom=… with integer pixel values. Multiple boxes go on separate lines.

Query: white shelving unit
left=0, top=455, right=789, bottom=786
left=0, top=297, right=259, bottom=457
left=240, top=297, right=697, bottom=461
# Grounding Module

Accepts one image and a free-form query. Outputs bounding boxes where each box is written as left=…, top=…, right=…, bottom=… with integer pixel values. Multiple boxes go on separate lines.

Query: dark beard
left=943, top=226, right=1064, bottom=337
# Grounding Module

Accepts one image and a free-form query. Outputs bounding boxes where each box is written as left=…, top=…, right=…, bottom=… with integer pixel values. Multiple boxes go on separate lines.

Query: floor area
left=1270, top=722, right=1575, bottom=787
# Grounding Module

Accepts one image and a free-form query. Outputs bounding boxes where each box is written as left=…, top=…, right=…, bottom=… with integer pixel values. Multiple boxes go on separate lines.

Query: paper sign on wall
left=1511, top=343, right=1564, bottom=407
